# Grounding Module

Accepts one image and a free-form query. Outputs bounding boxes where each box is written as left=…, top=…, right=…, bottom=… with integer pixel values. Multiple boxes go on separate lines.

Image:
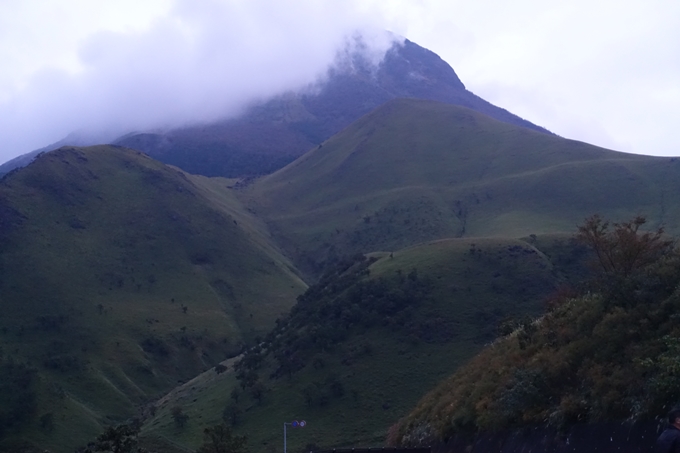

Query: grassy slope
left=244, top=99, right=680, bottom=273
left=140, top=235, right=583, bottom=452
left=0, top=146, right=306, bottom=452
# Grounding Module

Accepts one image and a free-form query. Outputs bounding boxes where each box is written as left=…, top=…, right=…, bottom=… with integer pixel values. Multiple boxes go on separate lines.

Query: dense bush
left=75, top=422, right=144, bottom=453
left=197, top=422, right=248, bottom=453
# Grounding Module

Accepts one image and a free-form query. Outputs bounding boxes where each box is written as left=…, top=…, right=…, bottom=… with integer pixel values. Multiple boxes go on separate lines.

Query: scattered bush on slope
left=389, top=215, right=680, bottom=446
left=234, top=254, right=433, bottom=387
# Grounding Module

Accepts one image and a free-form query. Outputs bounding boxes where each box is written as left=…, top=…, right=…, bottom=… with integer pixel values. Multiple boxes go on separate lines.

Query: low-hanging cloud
left=0, top=0, right=398, bottom=163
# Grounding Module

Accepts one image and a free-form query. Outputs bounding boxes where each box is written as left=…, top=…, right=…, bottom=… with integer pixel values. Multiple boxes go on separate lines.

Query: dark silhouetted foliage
left=197, top=423, right=248, bottom=453
left=75, top=422, right=145, bottom=453
left=577, top=215, right=672, bottom=278
left=577, top=214, right=677, bottom=307
left=171, top=406, right=189, bottom=428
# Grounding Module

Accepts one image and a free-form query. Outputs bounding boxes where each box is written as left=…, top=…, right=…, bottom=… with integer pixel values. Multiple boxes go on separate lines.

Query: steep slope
left=137, top=235, right=588, bottom=452
left=110, top=39, right=548, bottom=178
left=245, top=98, right=680, bottom=274
left=390, top=221, right=680, bottom=452
left=0, top=146, right=306, bottom=452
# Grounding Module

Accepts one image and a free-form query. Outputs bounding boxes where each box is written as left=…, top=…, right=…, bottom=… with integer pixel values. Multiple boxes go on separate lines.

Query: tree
left=39, top=412, right=54, bottom=432
left=76, top=423, right=145, bottom=453
left=171, top=406, right=189, bottom=428
left=576, top=214, right=673, bottom=277
left=222, top=403, right=242, bottom=426
left=576, top=214, right=679, bottom=306
left=248, top=381, right=268, bottom=404
left=197, top=423, right=248, bottom=453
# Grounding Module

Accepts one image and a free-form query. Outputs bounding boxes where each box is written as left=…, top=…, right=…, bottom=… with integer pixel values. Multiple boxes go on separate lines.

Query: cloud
left=0, top=0, right=397, bottom=163
left=396, top=0, right=680, bottom=156
left=4, top=0, right=678, bottom=162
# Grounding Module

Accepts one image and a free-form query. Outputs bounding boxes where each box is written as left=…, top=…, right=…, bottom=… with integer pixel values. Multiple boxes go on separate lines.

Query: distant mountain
left=0, top=38, right=544, bottom=180
left=0, top=146, right=305, bottom=452
left=244, top=98, right=680, bottom=275
left=113, top=39, right=549, bottom=178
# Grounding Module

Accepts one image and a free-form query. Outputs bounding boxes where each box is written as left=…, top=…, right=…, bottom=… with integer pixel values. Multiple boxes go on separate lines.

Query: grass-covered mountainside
left=0, top=146, right=306, bottom=452
left=389, top=216, right=680, bottom=448
left=245, top=98, right=680, bottom=275
left=119, top=98, right=680, bottom=451
left=137, top=235, right=589, bottom=452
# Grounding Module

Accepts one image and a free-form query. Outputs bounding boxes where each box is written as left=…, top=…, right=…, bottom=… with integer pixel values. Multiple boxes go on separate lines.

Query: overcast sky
left=0, top=0, right=678, bottom=165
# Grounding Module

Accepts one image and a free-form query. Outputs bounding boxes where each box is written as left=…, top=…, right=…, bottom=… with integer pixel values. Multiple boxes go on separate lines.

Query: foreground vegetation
left=390, top=216, right=680, bottom=446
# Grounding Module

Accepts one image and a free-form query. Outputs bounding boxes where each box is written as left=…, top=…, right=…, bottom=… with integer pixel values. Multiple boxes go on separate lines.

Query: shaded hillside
left=390, top=218, right=680, bottom=451
left=111, top=39, right=548, bottom=178
left=138, top=235, right=587, bottom=452
left=0, top=146, right=306, bottom=452
left=245, top=98, right=680, bottom=275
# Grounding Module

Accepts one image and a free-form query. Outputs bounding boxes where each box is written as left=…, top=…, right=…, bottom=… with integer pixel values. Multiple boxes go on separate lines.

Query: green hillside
left=139, top=235, right=586, bottom=452
left=4, top=98, right=679, bottom=452
left=389, top=217, right=680, bottom=448
left=244, top=98, right=680, bottom=274
left=0, top=146, right=306, bottom=452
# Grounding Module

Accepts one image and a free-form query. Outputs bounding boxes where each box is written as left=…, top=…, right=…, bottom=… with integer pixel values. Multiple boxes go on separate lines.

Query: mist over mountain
left=113, top=39, right=551, bottom=178
left=1, top=38, right=549, bottom=179
left=0, top=0, right=398, bottom=165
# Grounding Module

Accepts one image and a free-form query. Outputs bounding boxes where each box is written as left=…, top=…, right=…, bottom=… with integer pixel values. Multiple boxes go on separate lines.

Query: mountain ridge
left=1, top=38, right=550, bottom=179
left=242, top=98, right=678, bottom=276
left=112, top=39, right=550, bottom=178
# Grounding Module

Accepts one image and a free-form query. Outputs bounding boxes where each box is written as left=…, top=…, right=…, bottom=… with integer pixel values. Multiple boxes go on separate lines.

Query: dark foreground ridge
left=315, top=448, right=431, bottom=453
left=432, top=421, right=662, bottom=453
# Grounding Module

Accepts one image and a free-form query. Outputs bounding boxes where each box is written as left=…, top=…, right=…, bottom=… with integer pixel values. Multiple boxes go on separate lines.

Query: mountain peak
left=382, top=38, right=467, bottom=92
left=5, top=39, right=549, bottom=179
